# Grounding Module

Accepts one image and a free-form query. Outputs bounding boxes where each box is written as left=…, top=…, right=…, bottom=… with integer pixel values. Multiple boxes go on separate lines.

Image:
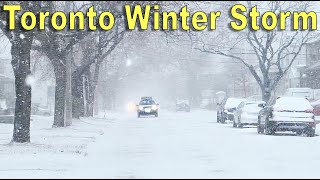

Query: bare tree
left=193, top=1, right=313, bottom=102
left=71, top=1, right=127, bottom=118
left=0, top=1, right=43, bottom=142
left=32, top=1, right=90, bottom=127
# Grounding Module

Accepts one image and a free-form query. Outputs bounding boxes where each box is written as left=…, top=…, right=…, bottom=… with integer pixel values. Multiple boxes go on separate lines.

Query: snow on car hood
left=224, top=98, right=246, bottom=109
left=273, top=97, right=313, bottom=111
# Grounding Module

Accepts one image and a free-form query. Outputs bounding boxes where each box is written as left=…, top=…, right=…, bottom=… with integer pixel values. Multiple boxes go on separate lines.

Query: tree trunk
left=83, top=75, right=88, bottom=116
left=11, top=41, right=32, bottom=143
left=87, top=91, right=94, bottom=117
left=53, top=64, right=67, bottom=127
left=262, top=76, right=273, bottom=103
left=262, top=91, right=271, bottom=103
left=262, top=86, right=272, bottom=103
left=87, top=62, right=101, bottom=117
left=72, top=73, right=85, bottom=119
left=65, top=48, right=72, bottom=126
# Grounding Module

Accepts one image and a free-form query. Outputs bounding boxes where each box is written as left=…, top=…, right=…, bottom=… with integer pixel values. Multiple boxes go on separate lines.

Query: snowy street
left=70, top=110, right=320, bottom=178
left=1, top=110, right=320, bottom=178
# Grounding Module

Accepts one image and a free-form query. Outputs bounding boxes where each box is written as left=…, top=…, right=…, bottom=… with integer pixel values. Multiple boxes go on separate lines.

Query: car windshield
left=139, top=99, right=156, bottom=105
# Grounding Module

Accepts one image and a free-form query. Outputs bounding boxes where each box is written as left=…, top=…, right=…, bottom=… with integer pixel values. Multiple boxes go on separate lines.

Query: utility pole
left=64, top=1, right=72, bottom=126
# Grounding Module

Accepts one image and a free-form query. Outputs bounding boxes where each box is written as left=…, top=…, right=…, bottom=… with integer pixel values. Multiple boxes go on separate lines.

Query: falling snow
left=19, top=34, right=25, bottom=39
left=0, top=1, right=319, bottom=179
left=25, top=75, right=35, bottom=87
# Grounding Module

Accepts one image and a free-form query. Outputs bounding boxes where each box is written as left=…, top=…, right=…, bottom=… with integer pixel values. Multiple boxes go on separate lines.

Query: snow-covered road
left=1, top=110, right=320, bottom=178
left=67, top=110, right=320, bottom=178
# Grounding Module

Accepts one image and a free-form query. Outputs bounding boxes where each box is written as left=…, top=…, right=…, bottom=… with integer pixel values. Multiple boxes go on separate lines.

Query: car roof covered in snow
left=224, top=98, right=246, bottom=109
left=215, top=91, right=226, bottom=95
left=273, top=96, right=313, bottom=111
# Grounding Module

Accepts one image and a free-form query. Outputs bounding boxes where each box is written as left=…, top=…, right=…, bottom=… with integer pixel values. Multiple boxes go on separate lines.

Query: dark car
left=136, top=97, right=159, bottom=118
left=176, top=100, right=190, bottom=112
left=257, top=97, right=316, bottom=137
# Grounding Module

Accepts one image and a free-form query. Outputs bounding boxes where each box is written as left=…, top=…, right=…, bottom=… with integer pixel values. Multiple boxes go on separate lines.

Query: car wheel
left=296, top=130, right=303, bottom=136
left=233, top=119, right=237, bottom=128
left=257, top=116, right=262, bottom=133
left=257, top=125, right=264, bottom=134
left=237, top=117, right=243, bottom=128
left=137, top=113, right=141, bottom=118
left=238, top=123, right=243, bottom=128
left=220, top=117, right=225, bottom=124
left=265, top=128, right=273, bottom=135
left=155, top=112, right=158, bottom=117
left=217, top=112, right=220, bottom=123
left=306, top=129, right=315, bottom=137
left=265, top=124, right=275, bottom=135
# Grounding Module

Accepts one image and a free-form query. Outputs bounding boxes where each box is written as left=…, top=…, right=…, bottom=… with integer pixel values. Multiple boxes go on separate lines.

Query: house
left=299, top=38, right=320, bottom=89
left=0, top=74, right=15, bottom=109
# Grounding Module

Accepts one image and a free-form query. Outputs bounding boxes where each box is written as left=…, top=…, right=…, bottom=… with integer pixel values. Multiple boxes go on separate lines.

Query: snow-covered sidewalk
left=0, top=114, right=116, bottom=178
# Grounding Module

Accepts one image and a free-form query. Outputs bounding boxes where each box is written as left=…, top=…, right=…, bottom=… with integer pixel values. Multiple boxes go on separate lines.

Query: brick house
left=300, top=38, right=320, bottom=89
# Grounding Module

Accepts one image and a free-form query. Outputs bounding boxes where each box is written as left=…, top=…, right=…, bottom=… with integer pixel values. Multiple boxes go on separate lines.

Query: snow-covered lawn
left=1, top=110, right=320, bottom=178
left=0, top=114, right=116, bottom=178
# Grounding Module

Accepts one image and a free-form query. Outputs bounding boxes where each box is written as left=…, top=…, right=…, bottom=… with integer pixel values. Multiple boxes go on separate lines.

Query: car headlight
left=151, top=105, right=158, bottom=110
left=139, top=106, right=143, bottom=111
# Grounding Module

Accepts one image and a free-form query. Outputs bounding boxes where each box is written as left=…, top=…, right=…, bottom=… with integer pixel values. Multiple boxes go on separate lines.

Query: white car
left=257, top=97, right=316, bottom=136
left=221, top=98, right=246, bottom=123
left=234, top=101, right=266, bottom=128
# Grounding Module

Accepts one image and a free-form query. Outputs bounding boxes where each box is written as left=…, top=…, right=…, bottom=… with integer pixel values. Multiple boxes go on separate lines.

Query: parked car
left=234, top=101, right=266, bottom=128
left=220, top=97, right=246, bottom=123
left=36, top=107, right=52, bottom=116
left=176, top=100, right=190, bottom=112
left=257, top=97, right=316, bottom=137
left=31, top=104, right=52, bottom=116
